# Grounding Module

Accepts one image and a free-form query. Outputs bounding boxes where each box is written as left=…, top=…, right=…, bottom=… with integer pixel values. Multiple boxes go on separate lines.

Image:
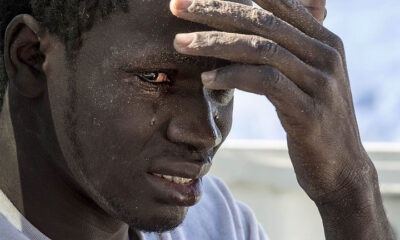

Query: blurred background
left=228, top=0, right=400, bottom=142
left=210, top=1, right=400, bottom=239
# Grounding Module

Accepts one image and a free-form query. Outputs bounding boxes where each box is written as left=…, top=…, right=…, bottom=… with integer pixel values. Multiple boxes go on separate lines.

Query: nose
left=166, top=96, right=222, bottom=152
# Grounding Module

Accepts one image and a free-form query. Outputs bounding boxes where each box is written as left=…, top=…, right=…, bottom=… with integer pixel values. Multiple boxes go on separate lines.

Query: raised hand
left=170, top=0, right=394, bottom=239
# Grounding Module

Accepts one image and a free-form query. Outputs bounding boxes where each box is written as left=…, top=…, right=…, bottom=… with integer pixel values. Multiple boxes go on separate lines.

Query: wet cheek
left=73, top=101, right=163, bottom=182
left=74, top=82, right=160, bottom=155
left=215, top=103, right=234, bottom=139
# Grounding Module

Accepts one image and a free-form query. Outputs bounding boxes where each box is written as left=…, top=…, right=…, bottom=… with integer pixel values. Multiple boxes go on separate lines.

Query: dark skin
left=0, top=0, right=394, bottom=240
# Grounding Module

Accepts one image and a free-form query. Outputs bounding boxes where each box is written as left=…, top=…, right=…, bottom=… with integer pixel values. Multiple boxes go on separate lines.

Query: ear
left=298, top=0, right=327, bottom=24
left=4, top=14, right=46, bottom=98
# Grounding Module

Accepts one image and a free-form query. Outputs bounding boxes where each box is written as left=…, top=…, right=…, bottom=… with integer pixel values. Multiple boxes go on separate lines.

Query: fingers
left=170, top=0, right=331, bottom=68
left=171, top=0, right=343, bottom=55
left=202, top=64, right=313, bottom=119
left=174, top=31, right=325, bottom=94
left=297, top=0, right=327, bottom=24
left=252, top=0, right=344, bottom=53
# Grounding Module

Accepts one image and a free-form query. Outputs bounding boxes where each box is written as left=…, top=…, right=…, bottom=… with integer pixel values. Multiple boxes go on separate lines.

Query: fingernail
left=174, top=33, right=195, bottom=48
left=172, top=0, right=193, bottom=11
left=202, top=71, right=217, bottom=85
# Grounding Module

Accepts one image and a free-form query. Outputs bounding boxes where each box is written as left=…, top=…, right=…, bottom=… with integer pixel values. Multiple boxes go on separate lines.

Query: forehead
left=77, top=0, right=252, bottom=69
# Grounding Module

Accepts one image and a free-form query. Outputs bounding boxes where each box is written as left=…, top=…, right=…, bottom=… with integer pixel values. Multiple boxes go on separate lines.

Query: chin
left=121, top=205, right=189, bottom=233
left=100, top=194, right=190, bottom=233
left=73, top=171, right=191, bottom=234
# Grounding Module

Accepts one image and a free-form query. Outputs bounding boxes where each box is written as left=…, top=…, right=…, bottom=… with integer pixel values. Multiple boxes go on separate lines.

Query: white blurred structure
left=230, top=0, right=400, bottom=142
left=210, top=141, right=400, bottom=240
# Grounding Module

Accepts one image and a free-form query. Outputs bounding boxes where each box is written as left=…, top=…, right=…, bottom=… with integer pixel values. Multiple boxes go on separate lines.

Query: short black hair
left=0, top=0, right=128, bottom=112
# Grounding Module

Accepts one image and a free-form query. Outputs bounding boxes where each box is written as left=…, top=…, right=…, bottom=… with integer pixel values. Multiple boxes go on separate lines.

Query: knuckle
left=317, top=74, right=337, bottom=99
left=248, top=36, right=279, bottom=60
left=194, top=31, right=225, bottom=50
left=262, top=67, right=280, bottom=87
left=317, top=72, right=332, bottom=88
left=205, top=32, right=222, bottom=46
left=269, top=67, right=282, bottom=85
left=323, top=47, right=343, bottom=71
left=249, top=36, right=264, bottom=49
left=266, top=42, right=279, bottom=57
left=328, top=33, right=345, bottom=52
left=259, top=40, right=279, bottom=60
left=251, top=8, right=277, bottom=29
left=261, top=67, right=282, bottom=96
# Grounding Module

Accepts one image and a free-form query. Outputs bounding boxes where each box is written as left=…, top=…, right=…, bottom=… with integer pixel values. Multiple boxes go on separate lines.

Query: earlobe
left=4, top=14, right=46, bottom=99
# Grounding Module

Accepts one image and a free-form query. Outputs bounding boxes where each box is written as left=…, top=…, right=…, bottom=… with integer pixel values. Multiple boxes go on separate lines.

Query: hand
left=170, top=0, right=395, bottom=238
left=170, top=0, right=370, bottom=204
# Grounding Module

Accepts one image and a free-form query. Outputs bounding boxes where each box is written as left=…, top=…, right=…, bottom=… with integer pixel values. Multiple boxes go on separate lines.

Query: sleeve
left=145, top=175, right=270, bottom=240
left=208, top=176, right=269, bottom=240
left=235, top=201, right=269, bottom=240
left=0, top=214, right=30, bottom=240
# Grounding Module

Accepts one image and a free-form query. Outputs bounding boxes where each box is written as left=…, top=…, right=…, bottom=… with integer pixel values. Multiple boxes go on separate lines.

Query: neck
left=0, top=87, right=131, bottom=240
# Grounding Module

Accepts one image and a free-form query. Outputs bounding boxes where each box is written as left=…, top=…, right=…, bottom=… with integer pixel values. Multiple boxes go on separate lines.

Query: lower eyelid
left=122, top=76, right=167, bottom=91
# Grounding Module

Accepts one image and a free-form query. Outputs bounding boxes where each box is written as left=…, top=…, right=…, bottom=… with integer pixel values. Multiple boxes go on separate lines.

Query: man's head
left=0, top=0, right=326, bottom=233
left=1, top=0, right=238, bottom=232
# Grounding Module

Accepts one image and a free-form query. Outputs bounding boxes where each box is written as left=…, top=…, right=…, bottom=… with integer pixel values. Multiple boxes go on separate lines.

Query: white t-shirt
left=0, top=176, right=268, bottom=240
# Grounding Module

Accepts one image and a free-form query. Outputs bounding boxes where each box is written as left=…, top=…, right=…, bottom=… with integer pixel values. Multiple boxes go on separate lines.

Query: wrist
left=315, top=165, right=394, bottom=239
left=314, top=153, right=379, bottom=209
left=316, top=163, right=380, bottom=220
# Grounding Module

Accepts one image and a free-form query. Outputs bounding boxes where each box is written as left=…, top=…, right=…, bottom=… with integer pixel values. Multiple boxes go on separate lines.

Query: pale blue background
left=229, top=1, right=400, bottom=142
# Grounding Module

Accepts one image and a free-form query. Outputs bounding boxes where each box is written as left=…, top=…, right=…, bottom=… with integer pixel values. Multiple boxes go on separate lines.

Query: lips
left=146, top=160, right=211, bottom=206
left=152, top=173, right=194, bottom=184
left=147, top=172, right=202, bottom=207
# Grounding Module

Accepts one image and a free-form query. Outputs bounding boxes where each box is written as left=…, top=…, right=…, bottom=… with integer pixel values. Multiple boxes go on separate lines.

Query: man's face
left=42, top=0, right=325, bottom=232
left=44, top=0, right=240, bottom=232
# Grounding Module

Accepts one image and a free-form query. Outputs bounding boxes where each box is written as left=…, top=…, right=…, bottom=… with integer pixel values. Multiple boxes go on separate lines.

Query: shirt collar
left=0, top=189, right=50, bottom=240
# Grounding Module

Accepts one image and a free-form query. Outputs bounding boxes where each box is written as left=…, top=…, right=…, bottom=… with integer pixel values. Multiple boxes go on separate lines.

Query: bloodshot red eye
left=140, top=72, right=170, bottom=83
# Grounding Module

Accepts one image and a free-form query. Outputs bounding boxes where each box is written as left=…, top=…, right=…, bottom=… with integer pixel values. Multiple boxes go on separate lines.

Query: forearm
left=316, top=173, right=394, bottom=240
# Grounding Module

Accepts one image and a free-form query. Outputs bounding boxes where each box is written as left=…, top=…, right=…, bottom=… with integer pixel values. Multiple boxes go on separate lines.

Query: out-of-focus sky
left=229, top=0, right=400, bottom=142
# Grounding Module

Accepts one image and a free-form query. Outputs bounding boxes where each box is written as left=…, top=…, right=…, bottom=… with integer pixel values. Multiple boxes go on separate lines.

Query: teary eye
left=139, top=72, right=170, bottom=83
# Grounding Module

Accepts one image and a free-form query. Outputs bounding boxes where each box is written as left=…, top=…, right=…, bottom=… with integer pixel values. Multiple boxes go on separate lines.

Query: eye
left=138, top=72, right=170, bottom=83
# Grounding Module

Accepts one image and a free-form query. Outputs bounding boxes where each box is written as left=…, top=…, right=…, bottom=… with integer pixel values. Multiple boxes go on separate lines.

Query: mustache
left=148, top=147, right=213, bottom=164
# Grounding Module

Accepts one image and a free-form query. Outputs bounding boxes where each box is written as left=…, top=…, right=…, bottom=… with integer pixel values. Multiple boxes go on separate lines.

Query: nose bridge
left=166, top=93, right=222, bottom=152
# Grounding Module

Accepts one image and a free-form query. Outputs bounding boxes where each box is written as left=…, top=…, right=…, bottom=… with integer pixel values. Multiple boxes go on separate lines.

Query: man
left=0, top=0, right=394, bottom=239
